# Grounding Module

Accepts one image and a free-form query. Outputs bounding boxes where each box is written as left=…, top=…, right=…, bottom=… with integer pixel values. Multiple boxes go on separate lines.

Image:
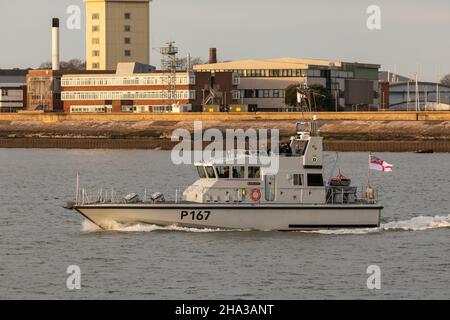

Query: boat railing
left=326, top=185, right=378, bottom=205
left=75, top=185, right=190, bottom=206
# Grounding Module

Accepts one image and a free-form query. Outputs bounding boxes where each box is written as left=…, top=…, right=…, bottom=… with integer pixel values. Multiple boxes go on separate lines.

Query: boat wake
left=81, top=214, right=450, bottom=234
left=81, top=219, right=239, bottom=233
left=304, top=214, right=450, bottom=235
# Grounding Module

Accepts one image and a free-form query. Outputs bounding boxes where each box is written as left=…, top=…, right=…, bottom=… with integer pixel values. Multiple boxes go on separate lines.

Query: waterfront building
left=84, top=0, right=151, bottom=71
left=0, top=69, right=28, bottom=112
left=384, top=81, right=450, bottom=111
left=60, top=63, right=240, bottom=113
left=26, top=69, right=113, bottom=112
left=194, top=55, right=380, bottom=111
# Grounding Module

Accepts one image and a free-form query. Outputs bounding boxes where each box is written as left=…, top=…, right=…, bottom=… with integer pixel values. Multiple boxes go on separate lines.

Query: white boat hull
left=75, top=203, right=382, bottom=231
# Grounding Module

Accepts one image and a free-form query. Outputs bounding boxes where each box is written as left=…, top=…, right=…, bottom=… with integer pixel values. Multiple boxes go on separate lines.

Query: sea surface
left=0, top=149, right=449, bottom=299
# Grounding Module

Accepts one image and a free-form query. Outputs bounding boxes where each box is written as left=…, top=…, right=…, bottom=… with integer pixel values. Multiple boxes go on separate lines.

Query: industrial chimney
left=52, top=18, right=60, bottom=71
left=209, top=48, right=217, bottom=64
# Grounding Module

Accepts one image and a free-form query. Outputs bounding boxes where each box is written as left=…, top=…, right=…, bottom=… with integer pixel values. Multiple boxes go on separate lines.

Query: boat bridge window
left=196, top=166, right=207, bottom=179
left=293, top=174, right=304, bottom=186
left=307, top=174, right=324, bottom=187
left=248, top=166, right=261, bottom=179
left=216, top=166, right=230, bottom=179
left=205, top=166, right=216, bottom=179
left=291, top=140, right=308, bottom=156
left=232, top=166, right=245, bottom=179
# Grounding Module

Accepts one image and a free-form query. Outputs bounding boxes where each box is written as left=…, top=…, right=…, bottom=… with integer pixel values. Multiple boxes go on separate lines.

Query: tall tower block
left=84, top=0, right=150, bottom=70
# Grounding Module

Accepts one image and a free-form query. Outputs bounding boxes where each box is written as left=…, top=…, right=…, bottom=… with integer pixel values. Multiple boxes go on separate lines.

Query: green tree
left=285, top=83, right=333, bottom=111
left=441, top=74, right=450, bottom=87
left=177, top=57, right=205, bottom=71
left=39, top=59, right=86, bottom=71
left=285, top=83, right=300, bottom=107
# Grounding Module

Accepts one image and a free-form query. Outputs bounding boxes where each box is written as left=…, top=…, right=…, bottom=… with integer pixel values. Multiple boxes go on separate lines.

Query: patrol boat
left=69, top=117, right=382, bottom=231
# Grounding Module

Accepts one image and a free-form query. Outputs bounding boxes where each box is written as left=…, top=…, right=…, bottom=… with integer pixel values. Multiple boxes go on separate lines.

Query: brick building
left=61, top=68, right=240, bottom=113
left=27, top=69, right=114, bottom=112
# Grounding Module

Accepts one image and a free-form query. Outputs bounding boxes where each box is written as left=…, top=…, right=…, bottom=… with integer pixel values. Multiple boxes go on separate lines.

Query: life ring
left=250, top=189, right=261, bottom=202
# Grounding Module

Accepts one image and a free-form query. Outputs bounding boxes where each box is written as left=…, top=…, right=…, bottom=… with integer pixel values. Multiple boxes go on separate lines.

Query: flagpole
left=368, top=152, right=371, bottom=187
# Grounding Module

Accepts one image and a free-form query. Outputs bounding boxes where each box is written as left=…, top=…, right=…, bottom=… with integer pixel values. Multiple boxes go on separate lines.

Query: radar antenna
left=160, top=41, right=180, bottom=109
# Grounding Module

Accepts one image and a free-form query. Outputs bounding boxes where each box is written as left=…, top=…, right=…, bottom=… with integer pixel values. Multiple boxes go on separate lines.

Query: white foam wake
left=306, top=214, right=450, bottom=235
left=81, top=219, right=233, bottom=233
left=81, top=214, right=450, bottom=234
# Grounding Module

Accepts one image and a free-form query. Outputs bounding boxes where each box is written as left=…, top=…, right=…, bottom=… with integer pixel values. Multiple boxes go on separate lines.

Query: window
left=244, top=89, right=255, bottom=98
left=124, top=13, right=131, bottom=19
left=92, top=25, right=99, bottom=32
left=124, top=50, right=131, bottom=57
left=205, top=166, right=216, bottom=179
left=248, top=167, right=260, bottom=179
left=124, top=37, right=131, bottom=44
left=92, top=63, right=100, bottom=69
left=92, top=50, right=100, bottom=57
left=307, top=174, right=324, bottom=187
left=293, top=174, right=303, bottom=186
left=196, top=166, right=207, bottom=179
left=92, top=38, right=100, bottom=45
left=232, top=166, right=245, bottom=179
left=124, top=25, right=131, bottom=32
left=1, top=90, right=8, bottom=96
left=216, top=166, right=230, bottom=179
left=92, top=13, right=99, bottom=20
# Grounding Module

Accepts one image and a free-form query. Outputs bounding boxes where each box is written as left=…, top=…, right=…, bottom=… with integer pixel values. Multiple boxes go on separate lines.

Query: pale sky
left=0, top=0, right=449, bottom=81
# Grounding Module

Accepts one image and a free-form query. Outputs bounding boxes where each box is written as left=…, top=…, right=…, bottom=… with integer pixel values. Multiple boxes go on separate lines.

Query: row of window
left=122, top=105, right=173, bottom=113
left=92, top=13, right=131, bottom=20
left=196, top=166, right=324, bottom=187
left=198, top=69, right=355, bottom=79
left=241, top=89, right=285, bottom=99
left=152, top=105, right=173, bottom=113
left=92, top=25, right=131, bottom=32
left=92, top=38, right=131, bottom=45
left=61, top=90, right=196, bottom=101
left=69, top=105, right=187, bottom=114
left=237, top=69, right=309, bottom=78
left=293, top=173, right=324, bottom=187
left=0, top=90, right=22, bottom=98
left=70, top=106, right=113, bottom=113
left=197, top=166, right=261, bottom=180
left=62, top=75, right=195, bottom=87
left=30, top=95, right=51, bottom=100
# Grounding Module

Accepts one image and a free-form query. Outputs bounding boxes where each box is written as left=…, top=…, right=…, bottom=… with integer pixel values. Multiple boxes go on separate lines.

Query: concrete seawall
left=0, top=111, right=439, bottom=122
left=2, top=111, right=450, bottom=152
left=1, top=138, right=449, bottom=152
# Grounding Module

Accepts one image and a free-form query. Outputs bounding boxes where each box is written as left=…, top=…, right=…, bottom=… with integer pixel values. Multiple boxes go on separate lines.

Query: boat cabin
left=183, top=121, right=330, bottom=205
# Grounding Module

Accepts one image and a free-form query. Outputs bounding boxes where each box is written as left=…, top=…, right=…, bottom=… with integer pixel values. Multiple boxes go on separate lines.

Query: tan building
left=194, top=57, right=380, bottom=111
left=85, top=0, right=150, bottom=71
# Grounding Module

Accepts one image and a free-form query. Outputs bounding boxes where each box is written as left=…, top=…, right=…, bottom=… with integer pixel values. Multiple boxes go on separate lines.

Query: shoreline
left=1, top=137, right=449, bottom=152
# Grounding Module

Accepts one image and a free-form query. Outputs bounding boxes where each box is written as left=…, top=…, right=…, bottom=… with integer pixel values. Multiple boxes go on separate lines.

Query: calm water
left=0, top=149, right=449, bottom=299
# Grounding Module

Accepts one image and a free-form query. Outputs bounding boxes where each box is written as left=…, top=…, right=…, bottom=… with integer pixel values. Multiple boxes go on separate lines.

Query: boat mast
left=368, top=152, right=372, bottom=187
left=75, top=172, right=80, bottom=205
left=415, top=69, right=419, bottom=112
